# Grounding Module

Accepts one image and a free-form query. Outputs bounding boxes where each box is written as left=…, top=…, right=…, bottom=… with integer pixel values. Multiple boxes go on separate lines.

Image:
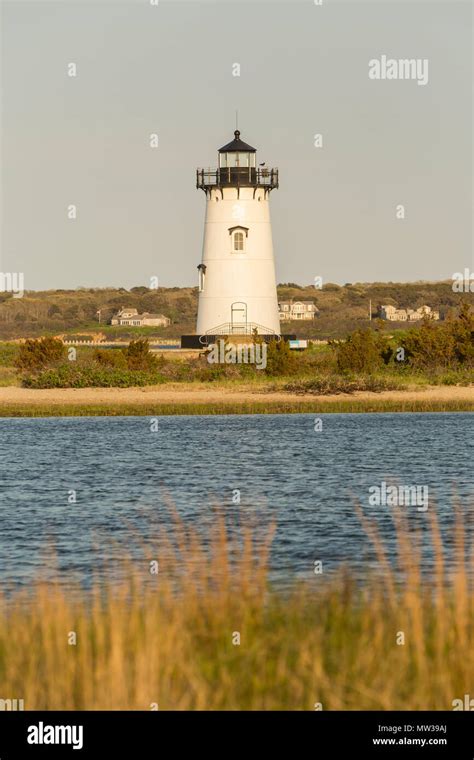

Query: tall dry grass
left=0, top=506, right=473, bottom=710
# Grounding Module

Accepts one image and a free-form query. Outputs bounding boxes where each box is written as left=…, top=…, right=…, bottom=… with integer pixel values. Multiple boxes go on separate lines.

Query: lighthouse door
left=231, top=302, right=247, bottom=334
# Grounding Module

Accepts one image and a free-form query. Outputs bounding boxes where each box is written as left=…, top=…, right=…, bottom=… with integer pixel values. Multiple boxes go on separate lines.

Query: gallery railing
left=196, top=167, right=279, bottom=190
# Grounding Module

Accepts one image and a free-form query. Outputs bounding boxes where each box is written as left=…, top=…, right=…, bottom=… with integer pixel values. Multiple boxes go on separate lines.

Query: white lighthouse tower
left=195, top=130, right=280, bottom=340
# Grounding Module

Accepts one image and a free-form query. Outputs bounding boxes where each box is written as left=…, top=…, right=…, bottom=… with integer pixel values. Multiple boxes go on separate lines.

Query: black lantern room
left=197, top=130, right=278, bottom=194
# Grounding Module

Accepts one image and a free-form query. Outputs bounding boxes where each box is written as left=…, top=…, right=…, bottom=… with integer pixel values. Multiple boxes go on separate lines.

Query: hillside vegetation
left=0, top=281, right=472, bottom=340
left=2, top=304, right=471, bottom=392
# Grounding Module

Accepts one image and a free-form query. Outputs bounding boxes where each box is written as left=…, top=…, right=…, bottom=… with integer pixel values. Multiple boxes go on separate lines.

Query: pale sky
left=1, top=0, right=472, bottom=290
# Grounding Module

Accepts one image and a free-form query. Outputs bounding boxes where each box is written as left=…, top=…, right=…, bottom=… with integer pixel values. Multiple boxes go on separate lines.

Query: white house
left=110, top=308, right=171, bottom=327
left=380, top=304, right=439, bottom=322
left=279, top=300, right=318, bottom=321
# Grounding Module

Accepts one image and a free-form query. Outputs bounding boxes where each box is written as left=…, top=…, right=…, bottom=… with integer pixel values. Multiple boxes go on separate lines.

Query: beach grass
left=0, top=397, right=473, bottom=417
left=0, top=367, right=19, bottom=387
left=0, top=507, right=473, bottom=710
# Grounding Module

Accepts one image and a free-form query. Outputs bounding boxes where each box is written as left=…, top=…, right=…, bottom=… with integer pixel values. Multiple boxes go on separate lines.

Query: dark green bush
left=122, top=338, right=158, bottom=371
left=0, top=342, right=18, bottom=367
left=15, top=337, right=66, bottom=372
left=400, top=304, right=474, bottom=369
left=22, top=365, right=166, bottom=388
left=93, top=348, right=127, bottom=369
left=265, top=339, right=298, bottom=376
left=330, top=329, right=391, bottom=373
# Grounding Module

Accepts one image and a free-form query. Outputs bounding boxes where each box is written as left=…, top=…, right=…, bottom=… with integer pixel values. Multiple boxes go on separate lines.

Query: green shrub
left=159, top=361, right=195, bottom=382
left=22, top=365, right=166, bottom=388
left=447, top=302, right=474, bottom=365
left=14, top=337, right=66, bottom=372
left=93, top=348, right=127, bottom=369
left=400, top=304, right=474, bottom=369
left=122, top=338, right=157, bottom=371
left=265, top=339, right=298, bottom=376
left=0, top=342, right=18, bottom=367
left=330, top=329, right=391, bottom=373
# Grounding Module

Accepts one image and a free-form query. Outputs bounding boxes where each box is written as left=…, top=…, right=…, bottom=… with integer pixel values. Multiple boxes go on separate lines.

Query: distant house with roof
left=110, top=308, right=171, bottom=327
left=279, top=300, right=318, bottom=321
left=380, top=304, right=439, bottom=322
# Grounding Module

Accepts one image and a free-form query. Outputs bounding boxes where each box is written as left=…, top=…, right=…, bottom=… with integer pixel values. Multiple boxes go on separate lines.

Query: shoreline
left=0, top=384, right=472, bottom=416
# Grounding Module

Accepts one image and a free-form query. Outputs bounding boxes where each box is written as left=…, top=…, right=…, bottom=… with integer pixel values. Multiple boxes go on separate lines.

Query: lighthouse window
left=233, top=231, right=245, bottom=252
left=198, top=264, right=206, bottom=292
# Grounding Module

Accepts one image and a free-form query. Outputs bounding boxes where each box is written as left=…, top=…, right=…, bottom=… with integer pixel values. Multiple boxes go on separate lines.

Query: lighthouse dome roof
left=218, top=130, right=256, bottom=153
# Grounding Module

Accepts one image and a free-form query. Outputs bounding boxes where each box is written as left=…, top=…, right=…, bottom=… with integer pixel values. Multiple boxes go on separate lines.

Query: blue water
left=0, top=413, right=472, bottom=590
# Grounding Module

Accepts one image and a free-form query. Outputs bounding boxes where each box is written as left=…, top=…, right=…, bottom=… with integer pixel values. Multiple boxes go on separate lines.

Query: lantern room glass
left=219, top=152, right=256, bottom=168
